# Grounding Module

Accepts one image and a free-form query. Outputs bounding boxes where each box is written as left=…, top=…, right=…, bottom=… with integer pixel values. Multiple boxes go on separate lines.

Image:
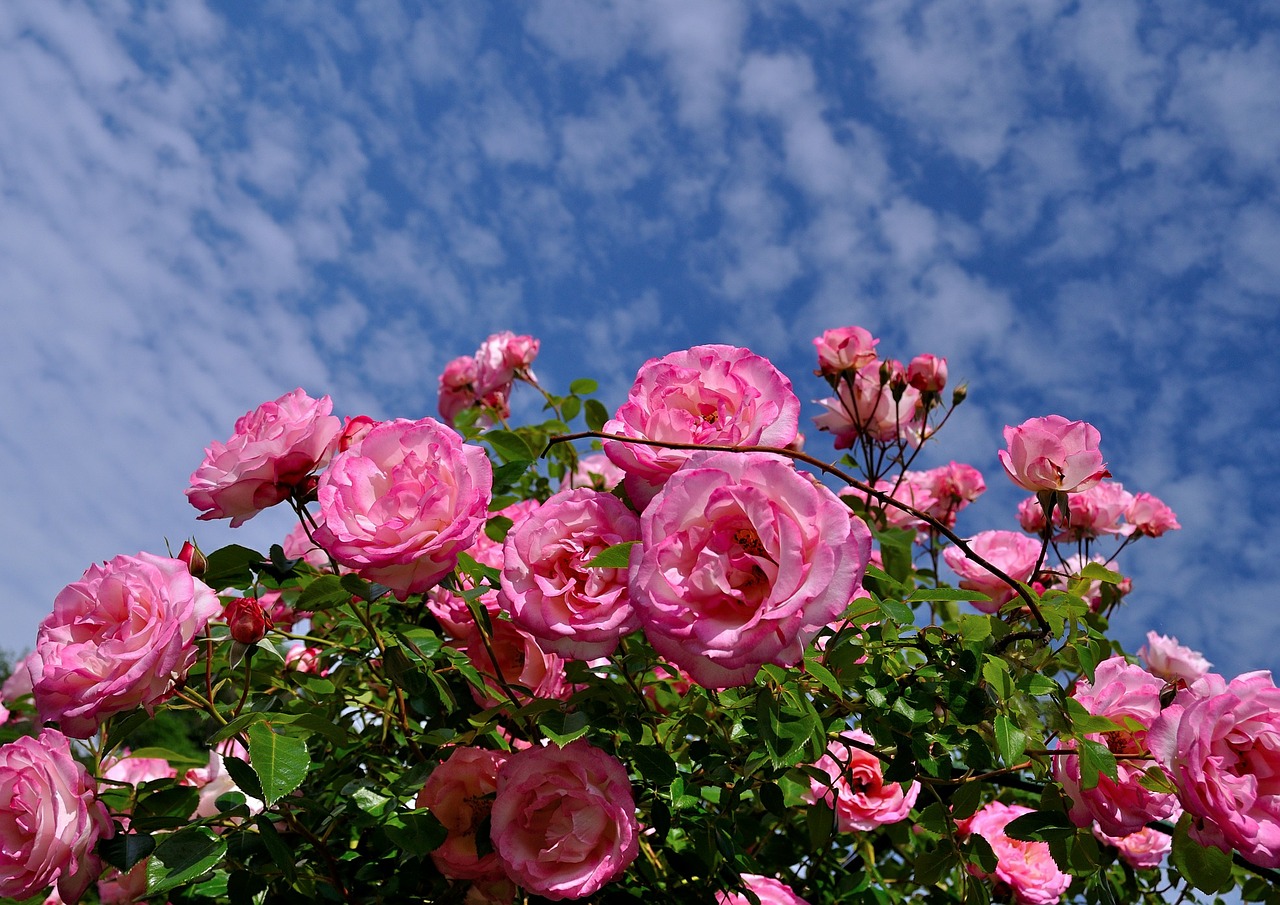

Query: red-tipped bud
left=178, top=541, right=207, bottom=578
left=223, top=597, right=273, bottom=645
left=338, top=415, right=377, bottom=453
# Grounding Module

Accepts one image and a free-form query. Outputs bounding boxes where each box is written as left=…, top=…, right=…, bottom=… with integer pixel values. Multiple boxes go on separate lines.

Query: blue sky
left=2, top=1, right=1277, bottom=679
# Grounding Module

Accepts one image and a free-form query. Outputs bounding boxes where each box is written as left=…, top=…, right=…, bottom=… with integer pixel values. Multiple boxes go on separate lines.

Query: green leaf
left=484, top=515, right=514, bottom=544
left=1003, top=810, right=1076, bottom=842
left=586, top=541, right=640, bottom=569
left=1078, top=562, right=1124, bottom=584
left=631, top=746, right=678, bottom=787
left=1077, top=738, right=1118, bottom=791
left=956, top=615, right=992, bottom=642
left=483, top=429, right=535, bottom=463
left=876, top=597, right=914, bottom=625
left=146, top=827, right=226, bottom=896
left=807, top=800, right=835, bottom=850
left=254, top=816, right=296, bottom=883
left=202, top=545, right=264, bottom=588
left=1018, top=675, right=1059, bottom=696
left=584, top=399, right=610, bottom=432
left=99, top=832, right=156, bottom=872
left=803, top=656, right=842, bottom=696
left=492, top=460, right=533, bottom=494
left=994, top=714, right=1027, bottom=765
left=1171, top=813, right=1233, bottom=892
left=103, top=709, right=154, bottom=755
left=295, top=574, right=350, bottom=612
left=386, top=809, right=448, bottom=856
left=221, top=755, right=264, bottom=801
left=561, top=396, right=582, bottom=421
left=538, top=710, right=590, bottom=747
left=982, top=657, right=1014, bottom=700
left=570, top=378, right=599, bottom=395
left=247, top=722, right=311, bottom=806
left=1065, top=699, right=1124, bottom=735
left=907, top=588, right=994, bottom=603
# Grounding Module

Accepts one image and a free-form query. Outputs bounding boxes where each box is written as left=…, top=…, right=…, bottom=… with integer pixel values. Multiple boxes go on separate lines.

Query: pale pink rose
left=1126, top=493, right=1180, bottom=537
left=560, top=453, right=626, bottom=491
left=416, top=747, right=510, bottom=880
left=1056, top=481, right=1134, bottom=541
left=1016, top=496, right=1047, bottom=534
left=803, top=730, right=919, bottom=832
left=959, top=802, right=1071, bottom=905
left=841, top=474, right=938, bottom=533
left=475, top=331, right=540, bottom=396
left=0, top=703, right=8, bottom=726
left=1138, top=631, right=1211, bottom=684
left=187, top=389, right=342, bottom=527
left=603, top=345, right=800, bottom=507
left=813, top=326, right=878, bottom=375
left=490, top=740, right=639, bottom=900
left=1092, top=825, right=1173, bottom=870
left=32, top=553, right=221, bottom=738
left=2, top=650, right=38, bottom=703
left=630, top=451, right=871, bottom=689
left=438, top=355, right=481, bottom=426
left=906, top=353, right=948, bottom=392
left=453, top=618, right=569, bottom=708
left=1053, top=657, right=1179, bottom=837
left=499, top=489, right=641, bottom=660
left=1148, top=670, right=1280, bottom=867
left=0, top=729, right=113, bottom=903
left=717, top=873, right=812, bottom=905
left=942, top=531, right=1041, bottom=614
left=933, top=462, right=986, bottom=508
left=101, top=752, right=177, bottom=788
left=998, top=415, right=1109, bottom=494
left=812, top=362, right=922, bottom=448
left=312, top=418, right=493, bottom=599
left=184, top=740, right=264, bottom=822
left=283, top=645, right=326, bottom=674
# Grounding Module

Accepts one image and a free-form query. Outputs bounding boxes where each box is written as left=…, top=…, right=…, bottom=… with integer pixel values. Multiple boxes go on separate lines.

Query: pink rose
left=187, top=389, right=342, bottom=527
left=1016, top=496, right=1048, bottom=534
left=1138, top=631, right=1211, bottom=684
left=490, top=740, right=639, bottom=900
left=0, top=729, right=113, bottom=903
left=2, top=650, right=38, bottom=704
left=841, top=474, right=938, bottom=534
left=1092, top=825, right=1173, bottom=870
left=475, top=331, right=540, bottom=396
left=32, top=553, right=221, bottom=738
left=453, top=618, right=569, bottom=709
left=222, top=597, right=273, bottom=645
left=560, top=453, right=626, bottom=492
left=717, top=873, right=812, bottom=905
left=438, top=355, right=481, bottom=426
left=812, top=362, right=922, bottom=448
left=283, top=645, right=326, bottom=674
left=803, top=730, right=919, bottom=832
left=1047, top=554, right=1129, bottom=613
left=312, top=418, right=493, bottom=599
left=1148, top=671, right=1280, bottom=867
left=603, top=345, right=800, bottom=507
left=1053, top=657, right=1179, bottom=837
left=959, top=802, right=1071, bottom=905
left=184, top=740, right=264, bottom=822
left=281, top=522, right=333, bottom=572
left=906, top=353, right=948, bottom=392
left=96, top=860, right=149, bottom=905
left=1126, top=493, right=1180, bottom=537
left=1059, top=481, right=1134, bottom=539
left=630, top=451, right=871, bottom=689
left=942, top=531, right=1041, bottom=614
left=417, top=747, right=510, bottom=880
left=101, top=752, right=177, bottom=788
left=499, top=489, right=641, bottom=660
left=998, top=415, right=1109, bottom=494
left=813, top=326, right=879, bottom=375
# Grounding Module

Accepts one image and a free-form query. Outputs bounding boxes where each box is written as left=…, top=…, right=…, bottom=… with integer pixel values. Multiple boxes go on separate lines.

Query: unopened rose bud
left=178, top=541, right=207, bottom=578
left=223, top=597, right=273, bottom=645
left=951, top=383, right=968, bottom=406
left=338, top=415, right=377, bottom=453
left=907, top=354, right=948, bottom=392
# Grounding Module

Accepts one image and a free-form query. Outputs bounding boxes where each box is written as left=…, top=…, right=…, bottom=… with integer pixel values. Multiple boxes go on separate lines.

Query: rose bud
left=178, top=540, right=207, bottom=578
left=223, top=597, right=274, bottom=645
left=906, top=354, right=948, bottom=392
left=338, top=415, right=377, bottom=453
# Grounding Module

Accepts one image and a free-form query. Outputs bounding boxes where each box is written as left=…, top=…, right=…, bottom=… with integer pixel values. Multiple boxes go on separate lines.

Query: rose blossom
left=560, top=453, right=626, bottom=492
left=1148, top=670, right=1280, bottom=867
left=1047, top=554, right=1130, bottom=613
left=603, top=344, right=800, bottom=506
left=1053, top=657, right=1179, bottom=837
left=32, top=552, right=221, bottom=738
left=0, top=729, right=113, bottom=903
left=417, top=747, right=510, bottom=880
left=187, top=388, right=342, bottom=527
left=438, top=355, right=481, bottom=426
left=499, top=488, right=641, bottom=660
left=630, top=451, right=871, bottom=689
left=490, top=740, right=639, bottom=900
left=941, top=531, right=1041, bottom=614
left=2, top=650, right=38, bottom=704
left=812, top=362, right=922, bottom=448
left=802, top=730, right=919, bottom=832
left=453, top=618, right=569, bottom=708
left=184, top=740, right=264, bottom=822
left=906, top=353, right=948, bottom=392
left=1058, top=481, right=1134, bottom=540
left=813, top=325, right=878, bottom=375
left=222, top=597, right=273, bottom=645
left=283, top=645, right=326, bottom=674
left=1016, top=496, right=1048, bottom=534
left=311, top=417, right=492, bottom=599
left=959, top=801, right=1071, bottom=905
left=1138, top=631, right=1211, bottom=684
left=999, top=415, right=1109, bottom=494
left=717, top=873, right=812, bottom=905
left=475, top=331, right=540, bottom=396
left=1092, top=825, right=1174, bottom=870
left=1126, top=493, right=1181, bottom=537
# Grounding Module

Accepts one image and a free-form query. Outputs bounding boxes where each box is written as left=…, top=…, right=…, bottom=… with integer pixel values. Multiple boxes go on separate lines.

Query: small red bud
left=223, top=597, right=273, bottom=645
left=178, top=541, right=207, bottom=578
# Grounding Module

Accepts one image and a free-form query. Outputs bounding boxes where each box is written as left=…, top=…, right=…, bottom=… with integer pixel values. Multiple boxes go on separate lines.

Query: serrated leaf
left=908, top=588, right=994, bottom=603
left=492, top=459, right=533, bottom=494
left=247, top=723, right=310, bottom=806
left=584, top=399, right=610, bottom=432
left=995, top=714, right=1027, bottom=765
left=1003, top=810, right=1076, bottom=842
left=876, top=597, right=914, bottom=624
left=146, top=827, right=226, bottom=896
left=483, top=429, right=535, bottom=463
left=1077, top=737, right=1118, bottom=790
left=221, top=755, right=264, bottom=801
left=104, top=709, right=154, bottom=755
left=1171, top=813, right=1233, bottom=892
left=100, top=832, right=157, bottom=872
left=539, top=710, right=591, bottom=747
left=1065, top=698, right=1124, bottom=735
left=1019, top=675, right=1059, bottom=696
left=803, top=656, right=842, bottom=696
left=585, top=541, right=639, bottom=569
left=1078, top=562, right=1123, bottom=584
left=631, top=746, right=677, bottom=786
left=295, top=574, right=350, bottom=612
left=386, top=809, right=448, bottom=856
left=202, top=545, right=264, bottom=589
left=982, top=657, right=1014, bottom=699
left=254, top=815, right=296, bottom=882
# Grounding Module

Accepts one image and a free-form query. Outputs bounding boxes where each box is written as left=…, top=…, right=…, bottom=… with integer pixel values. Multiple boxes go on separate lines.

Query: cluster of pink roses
left=437, top=331, right=540, bottom=426
left=1014, top=481, right=1180, bottom=542
left=841, top=462, right=986, bottom=534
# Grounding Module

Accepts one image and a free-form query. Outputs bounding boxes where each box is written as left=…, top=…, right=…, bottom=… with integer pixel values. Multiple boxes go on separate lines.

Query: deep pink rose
left=959, top=802, right=1071, bottom=905
left=1093, top=825, right=1174, bottom=870
left=312, top=418, right=493, bottom=599
left=417, top=747, right=511, bottom=880
left=1016, top=496, right=1048, bottom=534
left=998, top=415, right=1109, bottom=494
left=475, top=331, right=540, bottom=396
left=490, top=740, right=639, bottom=900
left=560, top=453, right=626, bottom=492
left=1138, top=631, right=1211, bottom=684
left=812, top=362, right=922, bottom=448
left=813, top=326, right=879, bottom=375
left=222, top=597, right=273, bottom=645
left=0, top=729, right=113, bottom=903
left=438, top=355, right=481, bottom=425
left=630, top=451, right=871, bottom=689
left=603, top=345, right=800, bottom=507
left=453, top=618, right=569, bottom=708
left=1126, top=493, right=1181, bottom=537
left=942, top=531, right=1041, bottom=614
left=1053, top=657, right=1179, bottom=837
left=32, top=553, right=221, bottom=738
left=803, top=730, right=919, bottom=832
left=841, top=474, right=938, bottom=534
left=717, top=873, right=812, bottom=905
left=906, top=353, right=948, bottom=392
left=499, top=488, right=641, bottom=660
left=1148, top=671, right=1280, bottom=867
left=187, top=388, right=342, bottom=527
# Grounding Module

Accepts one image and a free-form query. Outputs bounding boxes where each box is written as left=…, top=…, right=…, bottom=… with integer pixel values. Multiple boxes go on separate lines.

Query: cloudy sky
left=3, top=1, right=1276, bottom=679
